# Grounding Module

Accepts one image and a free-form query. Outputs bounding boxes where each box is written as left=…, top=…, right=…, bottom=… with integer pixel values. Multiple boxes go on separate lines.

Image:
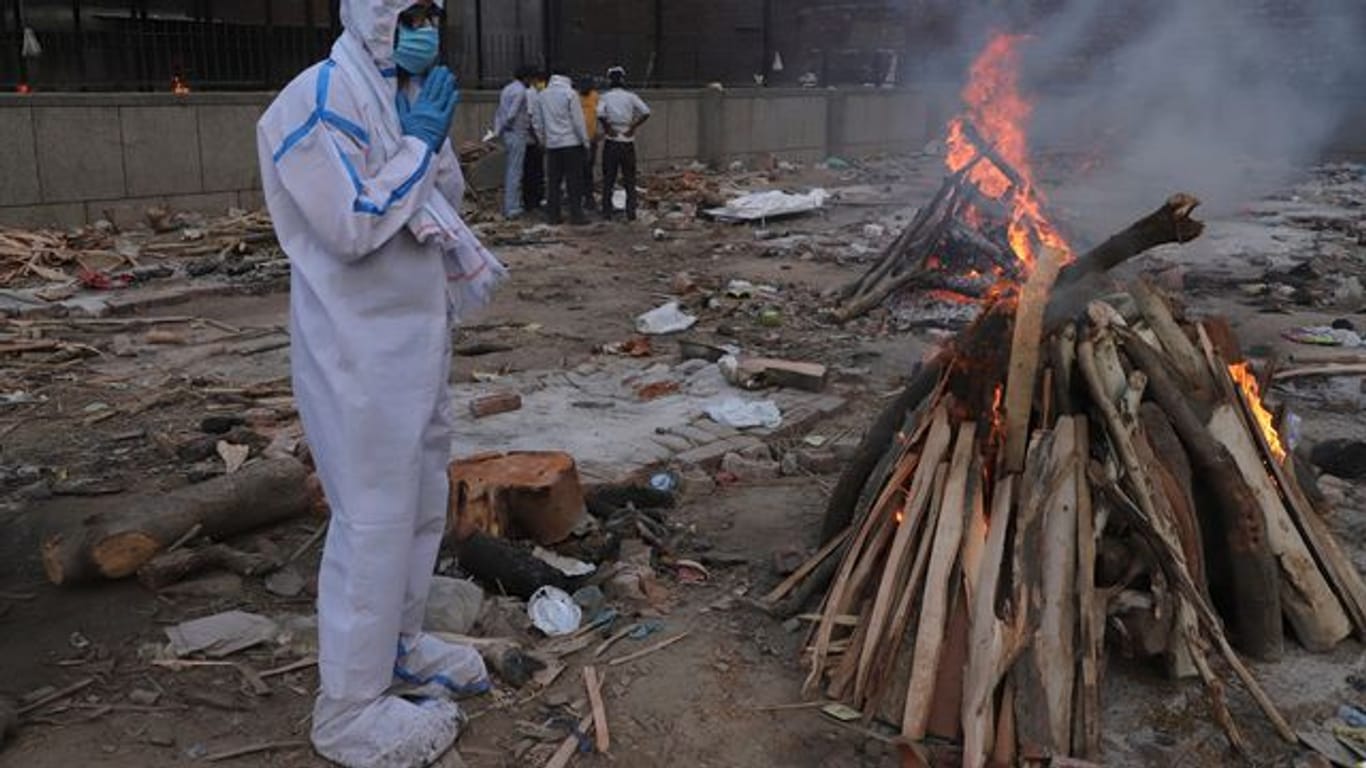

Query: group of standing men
left=492, top=65, right=651, bottom=225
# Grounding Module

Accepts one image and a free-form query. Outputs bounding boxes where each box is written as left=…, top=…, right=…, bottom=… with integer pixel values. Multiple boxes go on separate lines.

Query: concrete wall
left=0, top=86, right=944, bottom=227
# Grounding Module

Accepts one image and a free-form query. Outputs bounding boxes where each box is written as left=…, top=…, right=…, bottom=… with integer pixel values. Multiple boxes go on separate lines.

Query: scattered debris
left=532, top=547, right=596, bottom=577
left=705, top=398, right=782, bottom=429
left=528, top=586, right=582, bottom=637
left=635, top=301, right=698, bottom=335
left=165, top=611, right=278, bottom=658
left=469, top=391, right=524, bottom=419
left=705, top=189, right=828, bottom=223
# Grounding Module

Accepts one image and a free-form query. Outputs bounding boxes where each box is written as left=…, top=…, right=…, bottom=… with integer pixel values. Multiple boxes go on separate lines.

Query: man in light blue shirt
left=492, top=66, right=535, bottom=219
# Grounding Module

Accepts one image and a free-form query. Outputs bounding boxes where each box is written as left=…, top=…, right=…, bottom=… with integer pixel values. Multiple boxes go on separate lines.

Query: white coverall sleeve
left=261, top=70, right=438, bottom=262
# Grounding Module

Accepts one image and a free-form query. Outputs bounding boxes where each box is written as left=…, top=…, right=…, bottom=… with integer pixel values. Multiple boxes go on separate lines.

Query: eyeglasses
left=399, top=4, right=443, bottom=28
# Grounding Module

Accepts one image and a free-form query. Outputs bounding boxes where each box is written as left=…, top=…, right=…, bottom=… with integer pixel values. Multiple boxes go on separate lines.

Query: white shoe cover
left=392, top=633, right=492, bottom=701
left=312, top=694, right=463, bottom=768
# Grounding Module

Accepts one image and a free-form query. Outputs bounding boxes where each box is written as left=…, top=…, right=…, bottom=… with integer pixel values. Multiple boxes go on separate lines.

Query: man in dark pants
left=532, top=66, right=589, bottom=225
left=597, top=66, right=651, bottom=221
left=521, top=71, right=546, bottom=213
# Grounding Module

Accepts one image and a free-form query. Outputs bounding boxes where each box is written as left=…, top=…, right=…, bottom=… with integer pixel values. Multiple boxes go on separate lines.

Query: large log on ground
left=41, top=458, right=311, bottom=586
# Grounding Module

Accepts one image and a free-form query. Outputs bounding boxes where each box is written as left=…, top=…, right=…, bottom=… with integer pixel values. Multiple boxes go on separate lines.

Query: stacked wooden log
left=787, top=261, right=1366, bottom=763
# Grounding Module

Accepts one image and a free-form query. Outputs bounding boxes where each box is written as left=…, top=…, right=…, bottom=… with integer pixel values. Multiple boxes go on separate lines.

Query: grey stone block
left=0, top=202, right=86, bottom=228
left=721, top=97, right=754, bottom=156
left=122, top=106, right=203, bottom=197
left=198, top=104, right=263, bottom=192
left=0, top=108, right=41, bottom=206
left=34, top=106, right=125, bottom=202
left=667, top=98, right=700, bottom=160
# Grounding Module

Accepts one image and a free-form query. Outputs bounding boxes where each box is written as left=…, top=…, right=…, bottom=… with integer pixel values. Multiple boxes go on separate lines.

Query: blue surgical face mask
left=394, top=25, right=439, bottom=75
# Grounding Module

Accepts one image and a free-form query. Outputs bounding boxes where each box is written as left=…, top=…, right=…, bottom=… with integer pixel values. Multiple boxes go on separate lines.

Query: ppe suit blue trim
left=272, top=111, right=321, bottom=163
left=394, top=641, right=493, bottom=696
left=271, top=59, right=370, bottom=164
left=392, top=664, right=492, bottom=696
left=380, top=67, right=399, bottom=78
left=340, top=144, right=433, bottom=216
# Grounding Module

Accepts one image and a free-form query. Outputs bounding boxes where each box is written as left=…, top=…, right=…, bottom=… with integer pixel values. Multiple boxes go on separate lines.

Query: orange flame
left=1228, top=362, right=1286, bottom=462
left=943, top=33, right=1073, bottom=273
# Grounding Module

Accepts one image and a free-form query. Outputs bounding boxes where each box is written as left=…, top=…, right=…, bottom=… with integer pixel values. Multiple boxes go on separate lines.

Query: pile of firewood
left=775, top=237, right=1366, bottom=762
left=0, top=209, right=276, bottom=289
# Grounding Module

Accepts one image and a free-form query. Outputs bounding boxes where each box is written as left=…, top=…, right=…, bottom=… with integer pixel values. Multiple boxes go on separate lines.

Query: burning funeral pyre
left=775, top=33, right=1366, bottom=765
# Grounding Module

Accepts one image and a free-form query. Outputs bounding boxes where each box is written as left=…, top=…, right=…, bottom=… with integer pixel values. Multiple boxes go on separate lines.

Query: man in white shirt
left=596, top=66, right=651, bottom=221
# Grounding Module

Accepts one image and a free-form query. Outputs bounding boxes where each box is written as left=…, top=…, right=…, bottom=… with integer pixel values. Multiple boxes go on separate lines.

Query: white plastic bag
left=636, top=301, right=697, bottom=335
left=705, top=397, right=782, bottom=429
left=528, top=586, right=582, bottom=636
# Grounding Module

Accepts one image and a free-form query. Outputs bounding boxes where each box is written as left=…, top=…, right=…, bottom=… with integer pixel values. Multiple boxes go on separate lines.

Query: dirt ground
left=1, top=154, right=1364, bottom=767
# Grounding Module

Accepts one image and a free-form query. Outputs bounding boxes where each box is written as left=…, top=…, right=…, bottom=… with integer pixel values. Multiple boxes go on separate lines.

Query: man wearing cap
left=596, top=65, right=651, bottom=221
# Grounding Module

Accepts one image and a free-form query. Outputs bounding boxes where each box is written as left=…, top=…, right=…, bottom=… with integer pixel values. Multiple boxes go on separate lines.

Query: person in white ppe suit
left=256, top=1, right=505, bottom=765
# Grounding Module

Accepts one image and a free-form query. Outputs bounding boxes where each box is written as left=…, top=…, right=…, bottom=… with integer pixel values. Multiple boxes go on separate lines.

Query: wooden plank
left=988, top=681, right=1017, bottom=768
left=1072, top=415, right=1102, bottom=760
left=1003, top=244, right=1063, bottom=472
left=961, top=475, right=1022, bottom=768
left=805, top=439, right=923, bottom=693
left=925, top=579, right=970, bottom=740
left=1208, top=405, right=1350, bottom=652
left=545, top=668, right=605, bottom=768
left=583, top=666, right=610, bottom=752
left=852, top=412, right=954, bottom=702
left=1036, top=416, right=1078, bottom=750
left=761, top=526, right=851, bottom=604
left=862, top=464, right=947, bottom=712
left=1272, top=363, right=1366, bottom=381
left=902, top=421, right=977, bottom=738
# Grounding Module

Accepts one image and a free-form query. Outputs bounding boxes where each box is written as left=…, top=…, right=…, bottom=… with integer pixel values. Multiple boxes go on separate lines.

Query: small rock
left=719, top=452, right=780, bottom=482
left=264, top=568, right=306, bottom=598
left=782, top=617, right=802, bottom=633
left=779, top=452, right=801, bottom=477
left=1317, top=474, right=1353, bottom=507
left=200, top=414, right=246, bottom=435
left=111, top=334, right=138, bottom=357
left=772, top=547, right=805, bottom=576
left=185, top=258, right=220, bottom=277
left=424, top=576, right=485, bottom=635
left=544, top=691, right=571, bottom=708
left=1310, top=439, right=1366, bottom=479
left=127, top=688, right=161, bottom=706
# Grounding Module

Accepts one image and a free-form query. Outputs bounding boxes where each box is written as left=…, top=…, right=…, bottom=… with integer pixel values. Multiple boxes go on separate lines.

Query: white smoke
left=917, top=0, right=1366, bottom=239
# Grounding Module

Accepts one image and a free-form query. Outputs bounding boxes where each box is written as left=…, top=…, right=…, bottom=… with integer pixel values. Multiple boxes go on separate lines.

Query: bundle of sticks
left=783, top=242, right=1366, bottom=763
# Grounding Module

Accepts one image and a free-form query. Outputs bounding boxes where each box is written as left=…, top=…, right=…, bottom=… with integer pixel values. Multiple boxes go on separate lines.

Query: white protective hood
left=340, top=0, right=444, bottom=68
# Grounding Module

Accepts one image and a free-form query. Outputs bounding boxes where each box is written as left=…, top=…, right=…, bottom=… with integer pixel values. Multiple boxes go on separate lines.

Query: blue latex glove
left=397, top=66, right=458, bottom=153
